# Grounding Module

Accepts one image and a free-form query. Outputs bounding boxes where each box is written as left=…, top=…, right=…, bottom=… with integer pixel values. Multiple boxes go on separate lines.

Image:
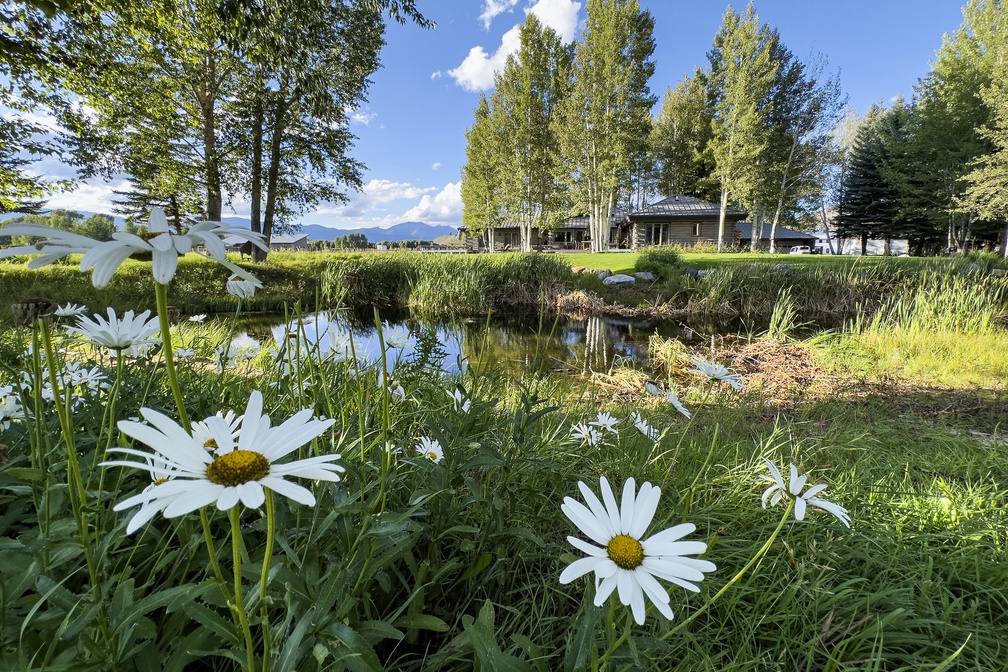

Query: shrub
left=635, top=247, right=683, bottom=281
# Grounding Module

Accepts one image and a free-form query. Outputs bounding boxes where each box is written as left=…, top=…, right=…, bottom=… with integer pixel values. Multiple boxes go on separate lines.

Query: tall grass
left=321, top=252, right=571, bottom=317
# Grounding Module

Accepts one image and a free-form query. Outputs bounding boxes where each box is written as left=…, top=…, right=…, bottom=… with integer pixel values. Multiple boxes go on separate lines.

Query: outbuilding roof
left=735, top=223, right=816, bottom=241
left=630, top=195, right=747, bottom=221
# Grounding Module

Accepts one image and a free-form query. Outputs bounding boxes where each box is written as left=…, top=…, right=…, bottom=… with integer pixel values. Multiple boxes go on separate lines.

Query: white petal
left=803, top=483, right=828, bottom=499
left=628, top=482, right=660, bottom=539
left=151, top=248, right=179, bottom=284
left=594, top=572, right=619, bottom=606
left=577, top=480, right=617, bottom=539
left=562, top=499, right=611, bottom=546
left=641, top=523, right=695, bottom=547
left=616, top=569, right=635, bottom=607
left=794, top=496, right=807, bottom=520
left=567, top=536, right=607, bottom=557
left=559, top=556, right=604, bottom=584
left=619, top=478, right=637, bottom=534
left=259, top=476, right=317, bottom=505
left=642, top=539, right=709, bottom=558
left=598, top=477, right=623, bottom=535
left=214, top=487, right=240, bottom=511
left=762, top=457, right=785, bottom=489
left=808, top=497, right=851, bottom=527
left=236, top=481, right=266, bottom=509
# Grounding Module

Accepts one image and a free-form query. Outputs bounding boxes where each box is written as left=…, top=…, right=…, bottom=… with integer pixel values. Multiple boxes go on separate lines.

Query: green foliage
left=634, top=246, right=682, bottom=281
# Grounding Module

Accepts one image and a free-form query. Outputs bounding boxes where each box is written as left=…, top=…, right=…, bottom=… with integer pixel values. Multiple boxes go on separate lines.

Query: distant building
left=269, top=234, right=310, bottom=251
left=736, top=223, right=817, bottom=252
left=624, top=196, right=747, bottom=249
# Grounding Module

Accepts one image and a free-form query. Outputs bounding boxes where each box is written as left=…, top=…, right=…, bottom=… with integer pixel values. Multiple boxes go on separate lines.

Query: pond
left=229, top=310, right=786, bottom=377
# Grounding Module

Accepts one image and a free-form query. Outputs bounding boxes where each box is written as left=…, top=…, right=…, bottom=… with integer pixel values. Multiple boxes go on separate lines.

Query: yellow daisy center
left=426, top=451, right=438, bottom=460
left=204, top=438, right=218, bottom=450
left=607, top=534, right=645, bottom=570
left=206, top=450, right=270, bottom=486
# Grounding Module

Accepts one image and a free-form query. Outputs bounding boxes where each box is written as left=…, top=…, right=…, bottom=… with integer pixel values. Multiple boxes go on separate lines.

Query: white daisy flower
left=388, top=383, right=406, bottom=403
left=68, top=308, right=161, bottom=351
left=175, top=347, right=195, bottom=360
left=559, top=476, right=716, bottom=625
left=68, top=365, right=109, bottom=392
left=589, top=411, right=619, bottom=433
left=760, top=458, right=850, bottom=528
left=382, top=322, right=412, bottom=350
left=630, top=411, right=661, bottom=442
left=416, top=436, right=444, bottom=463
left=105, top=391, right=341, bottom=534
left=0, top=223, right=100, bottom=267
left=54, top=303, right=88, bottom=318
left=447, top=387, right=470, bottom=413
left=188, top=314, right=208, bottom=323
left=689, top=358, right=744, bottom=390
left=0, top=390, right=25, bottom=430
left=326, top=326, right=354, bottom=362
left=571, top=421, right=602, bottom=447
left=191, top=410, right=243, bottom=451
left=226, top=274, right=261, bottom=300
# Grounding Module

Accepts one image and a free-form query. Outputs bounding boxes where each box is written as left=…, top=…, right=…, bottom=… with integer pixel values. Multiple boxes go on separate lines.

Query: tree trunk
left=883, top=238, right=891, bottom=256
left=259, top=98, right=289, bottom=263
left=250, top=92, right=264, bottom=240
left=198, top=54, right=222, bottom=222
left=861, top=232, right=867, bottom=256
left=717, top=186, right=728, bottom=252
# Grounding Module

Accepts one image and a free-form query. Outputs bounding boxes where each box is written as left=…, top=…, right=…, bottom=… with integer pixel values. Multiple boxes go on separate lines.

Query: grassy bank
left=1, top=304, right=1005, bottom=669
left=4, top=249, right=1005, bottom=327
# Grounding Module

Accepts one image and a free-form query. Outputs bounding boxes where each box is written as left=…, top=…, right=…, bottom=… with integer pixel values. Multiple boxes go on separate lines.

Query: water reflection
left=233, top=311, right=712, bottom=376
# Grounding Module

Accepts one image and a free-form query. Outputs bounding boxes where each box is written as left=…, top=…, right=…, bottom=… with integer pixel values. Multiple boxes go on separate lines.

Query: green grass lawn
left=560, top=250, right=949, bottom=273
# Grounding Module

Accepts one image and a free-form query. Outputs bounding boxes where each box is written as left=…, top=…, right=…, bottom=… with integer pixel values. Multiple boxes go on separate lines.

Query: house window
left=692, top=223, right=702, bottom=237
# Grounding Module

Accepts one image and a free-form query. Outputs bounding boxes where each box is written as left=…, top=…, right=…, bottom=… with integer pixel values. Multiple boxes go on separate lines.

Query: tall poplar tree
left=556, top=0, right=655, bottom=252
left=706, top=2, right=777, bottom=251
left=960, top=42, right=1008, bottom=256
left=489, top=15, right=573, bottom=252
left=650, top=71, right=715, bottom=201
left=461, top=94, right=504, bottom=250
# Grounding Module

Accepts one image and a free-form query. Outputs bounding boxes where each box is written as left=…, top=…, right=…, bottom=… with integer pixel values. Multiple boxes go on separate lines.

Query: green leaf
left=392, top=614, right=451, bottom=632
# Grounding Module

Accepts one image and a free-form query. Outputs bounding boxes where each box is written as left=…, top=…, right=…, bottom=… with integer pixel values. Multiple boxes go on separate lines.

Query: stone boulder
left=602, top=273, right=636, bottom=286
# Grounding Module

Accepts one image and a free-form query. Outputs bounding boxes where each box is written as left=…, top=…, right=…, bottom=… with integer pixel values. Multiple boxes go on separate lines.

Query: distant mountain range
left=221, top=218, right=457, bottom=243
left=1, top=211, right=458, bottom=243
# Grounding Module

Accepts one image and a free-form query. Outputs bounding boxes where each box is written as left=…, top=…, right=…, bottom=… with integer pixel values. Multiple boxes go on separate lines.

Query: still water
left=234, top=311, right=750, bottom=376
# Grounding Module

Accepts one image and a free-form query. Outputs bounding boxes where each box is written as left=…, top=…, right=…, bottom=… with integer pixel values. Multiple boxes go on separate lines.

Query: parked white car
left=789, top=245, right=811, bottom=255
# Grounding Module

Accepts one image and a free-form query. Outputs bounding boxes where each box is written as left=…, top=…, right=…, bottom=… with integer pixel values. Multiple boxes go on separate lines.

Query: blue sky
left=40, top=0, right=967, bottom=229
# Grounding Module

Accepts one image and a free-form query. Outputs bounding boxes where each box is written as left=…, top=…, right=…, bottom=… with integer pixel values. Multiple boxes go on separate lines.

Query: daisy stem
left=596, top=602, right=633, bottom=671
left=373, top=308, right=391, bottom=514
left=662, top=501, right=793, bottom=641
left=259, top=490, right=275, bottom=671
left=671, top=382, right=714, bottom=457
left=154, top=281, right=190, bottom=432
left=93, top=353, right=126, bottom=526
left=155, top=282, right=228, bottom=596
left=39, top=319, right=114, bottom=653
left=230, top=507, right=257, bottom=672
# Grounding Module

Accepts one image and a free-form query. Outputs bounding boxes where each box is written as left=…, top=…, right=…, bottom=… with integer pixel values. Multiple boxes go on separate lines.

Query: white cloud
left=401, top=182, right=462, bottom=224
left=479, top=0, right=521, bottom=29
left=350, top=110, right=378, bottom=126
left=447, top=26, right=521, bottom=92
left=312, top=179, right=435, bottom=218
left=431, top=162, right=441, bottom=171
left=527, top=0, right=580, bottom=43
left=447, top=0, right=581, bottom=92
left=45, top=178, right=131, bottom=215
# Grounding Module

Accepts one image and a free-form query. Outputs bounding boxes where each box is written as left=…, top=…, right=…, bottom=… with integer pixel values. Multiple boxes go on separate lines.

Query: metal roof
left=630, top=195, right=747, bottom=221
left=270, top=234, right=309, bottom=244
left=735, top=223, right=816, bottom=241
